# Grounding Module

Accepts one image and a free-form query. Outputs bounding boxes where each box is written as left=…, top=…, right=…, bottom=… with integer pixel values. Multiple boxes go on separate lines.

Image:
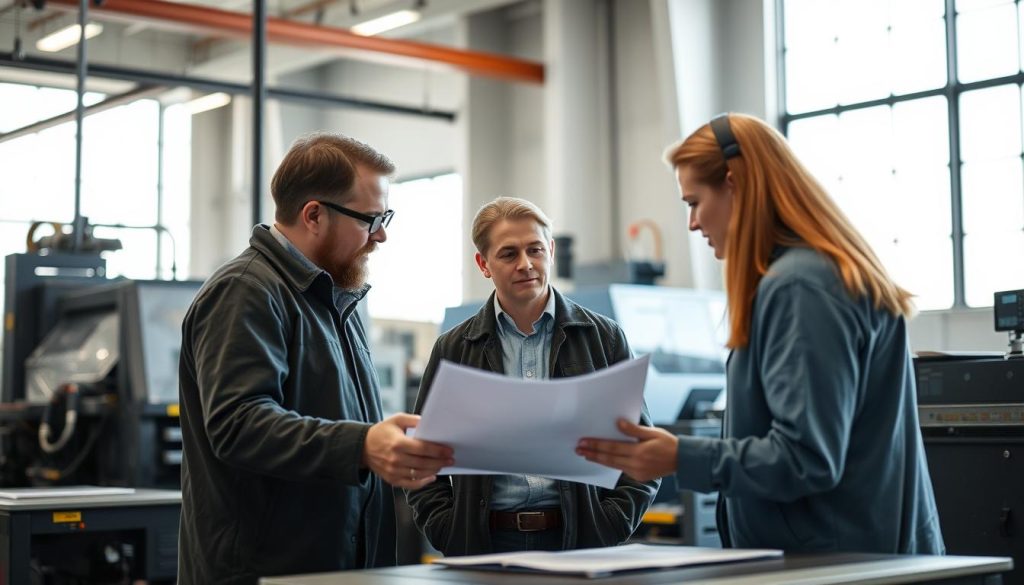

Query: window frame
left=0, top=82, right=188, bottom=281
left=776, top=0, right=1024, bottom=308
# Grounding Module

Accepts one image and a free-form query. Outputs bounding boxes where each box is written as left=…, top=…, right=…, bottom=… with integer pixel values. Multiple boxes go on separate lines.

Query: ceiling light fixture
left=36, top=23, right=104, bottom=53
left=350, top=9, right=421, bottom=36
left=185, top=92, right=232, bottom=115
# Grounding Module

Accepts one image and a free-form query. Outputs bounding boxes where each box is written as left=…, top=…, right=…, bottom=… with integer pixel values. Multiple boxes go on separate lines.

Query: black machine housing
left=2, top=252, right=200, bottom=489
left=915, top=355, right=1024, bottom=585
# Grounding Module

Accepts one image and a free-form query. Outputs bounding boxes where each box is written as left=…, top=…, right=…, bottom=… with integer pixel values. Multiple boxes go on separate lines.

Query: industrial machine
left=0, top=488, right=180, bottom=585
left=0, top=228, right=199, bottom=584
left=648, top=419, right=722, bottom=547
left=914, top=288, right=1024, bottom=585
left=2, top=251, right=201, bottom=489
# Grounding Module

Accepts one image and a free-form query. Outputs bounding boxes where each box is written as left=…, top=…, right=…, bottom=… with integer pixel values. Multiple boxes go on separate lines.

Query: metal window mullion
left=783, top=86, right=948, bottom=124
left=777, top=0, right=789, bottom=132
left=0, top=53, right=457, bottom=121
left=946, top=0, right=965, bottom=308
left=156, top=103, right=165, bottom=279
left=252, top=0, right=266, bottom=228
left=72, top=0, right=88, bottom=252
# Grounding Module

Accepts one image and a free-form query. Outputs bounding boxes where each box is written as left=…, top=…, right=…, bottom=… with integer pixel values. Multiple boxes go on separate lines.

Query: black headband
left=710, top=113, right=741, bottom=160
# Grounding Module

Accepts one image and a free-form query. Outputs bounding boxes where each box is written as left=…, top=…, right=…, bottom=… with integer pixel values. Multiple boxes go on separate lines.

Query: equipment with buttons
left=914, top=294, right=1024, bottom=584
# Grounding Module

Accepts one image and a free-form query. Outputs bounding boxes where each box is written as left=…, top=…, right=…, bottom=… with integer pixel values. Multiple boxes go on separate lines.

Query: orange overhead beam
left=46, top=0, right=545, bottom=84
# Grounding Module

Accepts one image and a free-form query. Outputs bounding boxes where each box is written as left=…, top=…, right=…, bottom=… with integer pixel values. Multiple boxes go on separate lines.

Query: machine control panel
left=995, top=288, right=1024, bottom=332
left=919, top=404, right=1024, bottom=427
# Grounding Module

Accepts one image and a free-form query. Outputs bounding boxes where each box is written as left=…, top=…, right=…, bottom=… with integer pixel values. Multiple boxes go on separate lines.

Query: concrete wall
left=613, top=0, right=694, bottom=288
left=321, top=61, right=460, bottom=181
left=458, top=5, right=546, bottom=301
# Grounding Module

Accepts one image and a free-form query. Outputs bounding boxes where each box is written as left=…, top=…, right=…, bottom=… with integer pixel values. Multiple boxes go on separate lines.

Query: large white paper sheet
left=413, top=354, right=650, bottom=489
left=435, top=543, right=783, bottom=578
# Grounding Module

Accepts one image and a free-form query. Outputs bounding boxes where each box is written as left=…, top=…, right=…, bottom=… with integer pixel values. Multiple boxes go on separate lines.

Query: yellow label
left=4, top=313, right=12, bottom=332
left=166, top=404, right=180, bottom=417
left=53, top=511, right=82, bottom=523
left=642, top=510, right=677, bottom=525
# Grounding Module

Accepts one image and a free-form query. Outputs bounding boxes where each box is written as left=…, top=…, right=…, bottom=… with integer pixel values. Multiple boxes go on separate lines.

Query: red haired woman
left=578, top=113, right=945, bottom=555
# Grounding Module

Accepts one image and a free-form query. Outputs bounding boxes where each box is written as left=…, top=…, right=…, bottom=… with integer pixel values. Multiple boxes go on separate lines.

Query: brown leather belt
left=489, top=509, right=562, bottom=532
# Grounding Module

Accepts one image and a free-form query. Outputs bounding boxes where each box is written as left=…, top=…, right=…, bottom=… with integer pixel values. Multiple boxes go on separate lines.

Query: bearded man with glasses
left=178, top=132, right=453, bottom=585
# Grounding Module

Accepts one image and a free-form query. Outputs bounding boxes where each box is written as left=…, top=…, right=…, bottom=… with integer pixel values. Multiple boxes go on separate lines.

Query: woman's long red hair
left=665, top=114, right=914, bottom=348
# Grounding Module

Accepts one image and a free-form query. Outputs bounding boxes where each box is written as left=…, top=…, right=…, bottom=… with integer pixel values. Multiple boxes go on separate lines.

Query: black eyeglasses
left=316, top=200, right=394, bottom=234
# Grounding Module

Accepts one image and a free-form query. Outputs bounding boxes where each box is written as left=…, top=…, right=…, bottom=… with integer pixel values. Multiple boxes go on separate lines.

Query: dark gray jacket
left=406, top=289, right=660, bottom=556
left=178, top=226, right=395, bottom=585
left=676, top=247, right=944, bottom=554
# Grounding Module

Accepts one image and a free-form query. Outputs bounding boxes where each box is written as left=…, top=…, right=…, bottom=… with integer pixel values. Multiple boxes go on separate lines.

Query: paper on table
left=412, top=354, right=650, bottom=489
left=0, top=486, right=136, bottom=500
left=434, top=543, right=783, bottom=578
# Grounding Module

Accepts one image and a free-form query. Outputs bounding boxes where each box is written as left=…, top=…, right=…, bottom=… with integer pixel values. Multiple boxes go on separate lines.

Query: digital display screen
left=994, top=289, right=1024, bottom=332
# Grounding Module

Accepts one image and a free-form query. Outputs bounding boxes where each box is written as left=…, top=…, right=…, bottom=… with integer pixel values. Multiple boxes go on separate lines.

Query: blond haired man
left=406, top=197, right=659, bottom=555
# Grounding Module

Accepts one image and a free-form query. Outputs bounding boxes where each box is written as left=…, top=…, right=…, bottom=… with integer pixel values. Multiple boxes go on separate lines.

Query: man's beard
left=333, top=241, right=377, bottom=289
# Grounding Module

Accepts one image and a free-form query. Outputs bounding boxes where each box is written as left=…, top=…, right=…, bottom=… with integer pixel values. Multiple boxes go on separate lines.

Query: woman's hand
left=576, top=419, right=679, bottom=482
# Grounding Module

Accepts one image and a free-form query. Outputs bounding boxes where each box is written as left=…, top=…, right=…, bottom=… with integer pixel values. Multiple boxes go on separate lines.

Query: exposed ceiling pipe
left=0, top=84, right=164, bottom=144
left=0, top=51, right=459, bottom=120
left=44, top=0, right=545, bottom=84
left=283, top=0, right=340, bottom=20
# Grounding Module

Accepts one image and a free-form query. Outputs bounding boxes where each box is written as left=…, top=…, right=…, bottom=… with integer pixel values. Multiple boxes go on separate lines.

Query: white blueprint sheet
left=435, top=543, right=783, bottom=577
left=412, top=355, right=650, bottom=489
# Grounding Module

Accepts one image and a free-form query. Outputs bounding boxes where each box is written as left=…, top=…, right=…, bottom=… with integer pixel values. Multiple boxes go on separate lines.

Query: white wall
left=321, top=27, right=461, bottom=181
left=188, top=104, right=251, bottom=277
left=458, top=5, right=546, bottom=302
left=504, top=5, right=546, bottom=212
left=910, top=310, right=1008, bottom=353
left=276, top=69, right=328, bottom=151
left=613, top=0, right=695, bottom=288
left=543, top=0, right=614, bottom=266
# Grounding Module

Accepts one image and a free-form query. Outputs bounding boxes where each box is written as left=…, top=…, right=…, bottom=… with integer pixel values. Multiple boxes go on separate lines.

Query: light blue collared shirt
left=489, top=289, right=562, bottom=511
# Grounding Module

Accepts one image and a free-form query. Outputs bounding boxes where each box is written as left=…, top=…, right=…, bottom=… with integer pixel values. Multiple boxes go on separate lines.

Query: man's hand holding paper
left=412, top=354, right=650, bottom=489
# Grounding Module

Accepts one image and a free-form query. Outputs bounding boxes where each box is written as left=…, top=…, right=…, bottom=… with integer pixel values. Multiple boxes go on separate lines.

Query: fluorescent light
left=36, top=23, right=104, bottom=53
left=185, top=92, right=231, bottom=115
left=351, top=9, right=421, bottom=36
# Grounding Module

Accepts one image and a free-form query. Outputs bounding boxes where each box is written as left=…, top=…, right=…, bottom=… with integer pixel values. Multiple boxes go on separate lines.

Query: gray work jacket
left=178, top=225, right=394, bottom=585
left=676, top=247, right=945, bottom=554
left=406, top=288, right=660, bottom=555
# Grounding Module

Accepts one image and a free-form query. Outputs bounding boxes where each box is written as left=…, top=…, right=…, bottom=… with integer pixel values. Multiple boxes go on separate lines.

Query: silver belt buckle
left=516, top=511, right=545, bottom=532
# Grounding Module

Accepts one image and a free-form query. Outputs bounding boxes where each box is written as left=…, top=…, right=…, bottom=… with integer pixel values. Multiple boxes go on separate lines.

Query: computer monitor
left=132, top=281, right=201, bottom=404
left=677, top=387, right=722, bottom=420
left=607, top=285, right=727, bottom=423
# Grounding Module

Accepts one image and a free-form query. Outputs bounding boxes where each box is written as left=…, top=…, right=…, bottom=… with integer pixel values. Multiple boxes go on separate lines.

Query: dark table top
left=261, top=552, right=1014, bottom=585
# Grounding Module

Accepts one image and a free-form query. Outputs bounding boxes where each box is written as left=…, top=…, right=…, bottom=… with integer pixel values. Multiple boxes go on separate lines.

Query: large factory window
left=779, top=0, right=1024, bottom=309
left=0, top=82, right=191, bottom=287
left=365, top=172, right=463, bottom=323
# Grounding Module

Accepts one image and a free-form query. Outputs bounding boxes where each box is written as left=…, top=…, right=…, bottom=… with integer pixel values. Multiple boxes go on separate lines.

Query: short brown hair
left=271, top=132, right=395, bottom=224
left=471, top=197, right=552, bottom=255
